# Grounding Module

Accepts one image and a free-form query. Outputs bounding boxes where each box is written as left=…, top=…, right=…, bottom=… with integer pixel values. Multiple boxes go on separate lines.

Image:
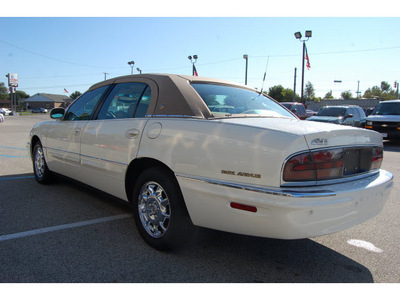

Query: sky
left=1, top=1, right=399, bottom=99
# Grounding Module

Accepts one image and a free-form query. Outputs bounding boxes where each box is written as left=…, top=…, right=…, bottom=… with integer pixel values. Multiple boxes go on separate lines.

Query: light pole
left=188, top=55, right=198, bottom=76
left=127, top=61, right=135, bottom=74
left=243, top=54, right=248, bottom=85
left=294, top=30, right=312, bottom=104
left=136, top=68, right=142, bottom=74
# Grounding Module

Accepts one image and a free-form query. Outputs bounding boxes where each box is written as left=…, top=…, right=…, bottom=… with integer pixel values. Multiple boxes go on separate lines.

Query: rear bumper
left=177, top=170, right=393, bottom=239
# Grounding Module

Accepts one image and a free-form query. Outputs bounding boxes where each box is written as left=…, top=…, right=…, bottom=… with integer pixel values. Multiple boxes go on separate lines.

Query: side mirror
left=50, top=107, right=65, bottom=119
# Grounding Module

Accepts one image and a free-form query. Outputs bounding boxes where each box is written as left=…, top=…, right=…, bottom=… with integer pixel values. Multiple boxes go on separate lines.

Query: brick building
left=24, top=93, right=74, bottom=110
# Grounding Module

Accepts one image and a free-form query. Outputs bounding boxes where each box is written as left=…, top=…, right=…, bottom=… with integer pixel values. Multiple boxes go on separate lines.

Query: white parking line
left=0, top=214, right=132, bottom=243
left=347, top=239, right=383, bottom=253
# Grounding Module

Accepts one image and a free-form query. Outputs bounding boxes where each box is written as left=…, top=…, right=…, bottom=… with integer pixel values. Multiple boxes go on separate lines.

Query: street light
left=136, top=67, right=142, bottom=74
left=188, top=55, right=198, bottom=76
left=243, top=54, right=248, bottom=85
left=127, top=61, right=135, bottom=74
left=294, top=30, right=312, bottom=104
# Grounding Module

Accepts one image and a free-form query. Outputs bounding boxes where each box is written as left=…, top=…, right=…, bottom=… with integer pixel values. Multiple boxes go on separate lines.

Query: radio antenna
left=259, top=56, right=270, bottom=95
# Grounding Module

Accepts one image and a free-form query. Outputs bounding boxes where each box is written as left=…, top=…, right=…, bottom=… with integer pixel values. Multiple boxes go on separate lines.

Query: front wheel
left=132, top=167, right=194, bottom=250
left=32, top=142, right=54, bottom=184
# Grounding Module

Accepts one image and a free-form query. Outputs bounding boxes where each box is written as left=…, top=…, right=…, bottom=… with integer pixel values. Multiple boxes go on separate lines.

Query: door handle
left=73, top=129, right=81, bottom=136
left=125, top=129, right=140, bottom=139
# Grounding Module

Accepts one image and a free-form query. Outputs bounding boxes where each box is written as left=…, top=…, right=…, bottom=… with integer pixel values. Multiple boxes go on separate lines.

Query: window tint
left=191, top=83, right=295, bottom=118
left=317, top=107, right=346, bottom=117
left=97, top=82, right=148, bottom=120
left=134, top=86, right=151, bottom=118
left=64, top=85, right=109, bottom=121
left=294, top=104, right=306, bottom=114
left=372, top=102, right=400, bottom=116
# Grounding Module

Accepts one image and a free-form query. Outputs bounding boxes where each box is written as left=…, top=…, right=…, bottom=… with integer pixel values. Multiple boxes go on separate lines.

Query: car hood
left=214, top=117, right=382, bottom=149
left=367, top=115, right=400, bottom=122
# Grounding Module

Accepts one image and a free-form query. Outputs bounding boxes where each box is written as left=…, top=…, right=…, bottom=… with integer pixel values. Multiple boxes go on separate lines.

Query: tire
left=132, top=167, right=194, bottom=250
left=32, top=142, right=54, bottom=184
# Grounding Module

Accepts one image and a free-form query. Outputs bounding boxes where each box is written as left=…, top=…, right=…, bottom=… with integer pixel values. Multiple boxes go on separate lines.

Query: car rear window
left=191, top=83, right=295, bottom=119
left=317, top=107, right=346, bottom=117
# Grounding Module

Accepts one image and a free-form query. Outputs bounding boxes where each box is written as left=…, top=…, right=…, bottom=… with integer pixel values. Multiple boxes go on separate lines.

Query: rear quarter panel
left=137, top=118, right=309, bottom=188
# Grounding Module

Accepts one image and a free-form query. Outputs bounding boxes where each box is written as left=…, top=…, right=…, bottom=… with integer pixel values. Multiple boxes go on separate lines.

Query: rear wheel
left=33, top=142, right=54, bottom=184
left=132, top=167, right=193, bottom=250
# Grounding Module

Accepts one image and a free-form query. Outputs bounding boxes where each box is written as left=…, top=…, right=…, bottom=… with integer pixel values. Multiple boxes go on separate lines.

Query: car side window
left=97, top=82, right=148, bottom=120
left=134, top=86, right=151, bottom=118
left=295, top=105, right=306, bottom=115
left=64, top=86, right=109, bottom=121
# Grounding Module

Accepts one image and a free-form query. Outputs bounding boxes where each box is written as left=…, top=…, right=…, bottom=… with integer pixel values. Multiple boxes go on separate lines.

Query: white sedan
left=28, top=74, right=393, bottom=250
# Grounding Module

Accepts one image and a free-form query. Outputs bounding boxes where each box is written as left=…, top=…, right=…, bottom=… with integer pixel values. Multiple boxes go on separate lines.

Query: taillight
left=371, top=146, right=383, bottom=170
left=283, top=149, right=344, bottom=182
left=283, top=146, right=383, bottom=182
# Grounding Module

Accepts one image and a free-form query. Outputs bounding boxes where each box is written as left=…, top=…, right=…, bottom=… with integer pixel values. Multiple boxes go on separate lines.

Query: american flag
left=193, top=65, right=198, bottom=76
left=64, top=88, right=69, bottom=94
left=305, top=45, right=311, bottom=70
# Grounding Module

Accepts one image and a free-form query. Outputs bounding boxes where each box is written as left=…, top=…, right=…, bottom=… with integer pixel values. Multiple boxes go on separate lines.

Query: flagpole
left=294, top=30, right=312, bottom=105
left=301, top=41, right=305, bottom=104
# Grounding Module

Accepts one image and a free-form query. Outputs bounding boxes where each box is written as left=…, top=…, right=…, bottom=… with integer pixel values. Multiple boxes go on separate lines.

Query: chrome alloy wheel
left=138, top=181, right=171, bottom=238
left=34, top=146, right=45, bottom=179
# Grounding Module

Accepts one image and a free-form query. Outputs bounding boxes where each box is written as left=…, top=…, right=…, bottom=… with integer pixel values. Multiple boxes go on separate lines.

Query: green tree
left=304, top=81, right=315, bottom=101
left=381, top=81, right=391, bottom=93
left=363, top=81, right=396, bottom=100
left=16, top=90, right=29, bottom=100
left=324, top=90, right=334, bottom=99
left=0, top=82, right=8, bottom=99
left=341, top=91, right=353, bottom=99
left=268, top=85, right=300, bottom=102
left=70, top=91, right=82, bottom=100
left=268, top=85, right=285, bottom=102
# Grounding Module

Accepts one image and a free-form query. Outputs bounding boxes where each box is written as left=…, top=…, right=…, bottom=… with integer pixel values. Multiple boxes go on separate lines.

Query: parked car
left=0, top=108, right=12, bottom=115
left=306, top=109, right=317, bottom=117
left=364, top=107, right=375, bottom=116
left=281, top=102, right=308, bottom=119
left=307, top=105, right=366, bottom=127
left=31, top=108, right=48, bottom=113
left=365, top=100, right=400, bottom=140
left=28, top=74, right=393, bottom=250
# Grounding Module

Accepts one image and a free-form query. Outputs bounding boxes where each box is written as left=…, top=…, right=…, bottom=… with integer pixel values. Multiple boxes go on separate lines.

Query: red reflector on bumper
left=230, top=202, right=257, bottom=213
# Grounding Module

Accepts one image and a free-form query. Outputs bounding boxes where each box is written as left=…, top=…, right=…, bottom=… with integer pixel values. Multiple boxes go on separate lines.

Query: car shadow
left=176, top=228, right=373, bottom=283
left=1, top=173, right=373, bottom=283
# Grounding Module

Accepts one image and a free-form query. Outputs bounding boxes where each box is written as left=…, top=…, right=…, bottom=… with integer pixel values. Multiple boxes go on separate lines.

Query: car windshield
left=191, top=83, right=295, bottom=119
left=371, top=102, right=400, bottom=116
left=317, top=107, right=346, bottom=117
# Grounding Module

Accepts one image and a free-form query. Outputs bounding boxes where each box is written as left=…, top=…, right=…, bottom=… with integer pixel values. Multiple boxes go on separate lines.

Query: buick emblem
left=311, top=138, right=328, bottom=146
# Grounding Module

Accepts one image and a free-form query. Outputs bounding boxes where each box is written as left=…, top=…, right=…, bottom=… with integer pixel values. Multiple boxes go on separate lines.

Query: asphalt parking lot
left=0, top=114, right=399, bottom=283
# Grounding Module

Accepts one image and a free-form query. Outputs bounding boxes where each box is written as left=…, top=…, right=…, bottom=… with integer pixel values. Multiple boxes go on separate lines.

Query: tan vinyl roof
left=88, top=74, right=252, bottom=119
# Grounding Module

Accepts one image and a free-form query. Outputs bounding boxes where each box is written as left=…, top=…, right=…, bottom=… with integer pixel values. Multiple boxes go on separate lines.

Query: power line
left=0, top=39, right=119, bottom=69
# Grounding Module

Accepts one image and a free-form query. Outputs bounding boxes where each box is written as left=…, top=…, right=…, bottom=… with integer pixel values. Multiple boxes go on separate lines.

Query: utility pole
left=356, top=81, right=361, bottom=98
left=243, top=54, right=248, bottom=85
left=127, top=61, right=135, bottom=74
left=293, top=68, right=297, bottom=102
